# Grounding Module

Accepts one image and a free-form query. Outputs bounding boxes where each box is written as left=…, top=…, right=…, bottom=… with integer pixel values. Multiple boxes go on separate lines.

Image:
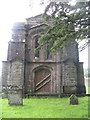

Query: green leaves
left=37, top=1, right=89, bottom=53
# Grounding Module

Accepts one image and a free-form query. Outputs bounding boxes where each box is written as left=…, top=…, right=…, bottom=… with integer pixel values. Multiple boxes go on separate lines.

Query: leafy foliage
left=38, top=1, right=90, bottom=53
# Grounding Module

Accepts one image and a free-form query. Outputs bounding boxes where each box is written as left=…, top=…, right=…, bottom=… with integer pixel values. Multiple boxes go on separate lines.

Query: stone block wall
left=26, top=24, right=61, bottom=63
left=62, top=60, right=77, bottom=94
left=7, top=42, right=25, bottom=61
left=1, top=14, right=86, bottom=97
left=8, top=86, right=23, bottom=105
left=25, top=62, right=61, bottom=94
left=2, top=61, right=10, bottom=97
left=7, top=60, right=24, bottom=87
left=26, top=14, right=52, bottom=26
left=61, top=41, right=79, bottom=63
left=6, top=60, right=24, bottom=102
left=77, top=62, right=86, bottom=94
left=12, top=22, right=25, bottom=42
left=2, top=61, right=9, bottom=87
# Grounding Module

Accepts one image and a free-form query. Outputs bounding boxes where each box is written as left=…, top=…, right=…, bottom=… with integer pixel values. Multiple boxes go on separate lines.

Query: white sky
left=0, top=0, right=47, bottom=73
left=0, top=0, right=89, bottom=75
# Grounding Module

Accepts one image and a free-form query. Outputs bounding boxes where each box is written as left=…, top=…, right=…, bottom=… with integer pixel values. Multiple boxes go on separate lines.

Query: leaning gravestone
left=8, top=85, right=23, bottom=105
left=69, top=94, right=78, bottom=105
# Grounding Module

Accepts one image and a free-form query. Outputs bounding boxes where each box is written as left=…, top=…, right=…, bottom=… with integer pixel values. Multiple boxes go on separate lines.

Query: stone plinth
left=8, top=86, right=23, bottom=105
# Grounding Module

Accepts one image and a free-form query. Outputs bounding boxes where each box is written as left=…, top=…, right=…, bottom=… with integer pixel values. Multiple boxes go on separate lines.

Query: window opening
left=47, top=41, right=52, bottom=59
left=35, top=36, right=40, bottom=58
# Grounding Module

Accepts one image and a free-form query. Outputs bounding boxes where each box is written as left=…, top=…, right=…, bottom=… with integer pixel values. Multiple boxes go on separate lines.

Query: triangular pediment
left=63, top=58, right=78, bottom=65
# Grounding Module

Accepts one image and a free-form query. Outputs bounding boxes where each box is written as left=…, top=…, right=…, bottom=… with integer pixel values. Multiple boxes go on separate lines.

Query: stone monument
left=8, top=86, right=23, bottom=105
left=69, top=94, right=78, bottom=105
left=2, top=14, right=86, bottom=98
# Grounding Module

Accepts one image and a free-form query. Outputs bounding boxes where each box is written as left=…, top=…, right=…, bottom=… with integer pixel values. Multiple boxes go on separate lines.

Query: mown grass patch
left=1, top=96, right=88, bottom=118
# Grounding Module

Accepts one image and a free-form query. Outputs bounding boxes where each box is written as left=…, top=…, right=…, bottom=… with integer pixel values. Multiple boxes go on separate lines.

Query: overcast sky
left=0, top=0, right=48, bottom=73
left=0, top=0, right=88, bottom=74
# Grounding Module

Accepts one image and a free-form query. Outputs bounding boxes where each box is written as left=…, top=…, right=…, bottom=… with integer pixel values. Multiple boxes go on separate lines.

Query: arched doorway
left=34, top=68, right=51, bottom=93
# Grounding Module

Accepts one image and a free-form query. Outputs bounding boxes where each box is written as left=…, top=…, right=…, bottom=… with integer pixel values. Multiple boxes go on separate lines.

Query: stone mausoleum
left=2, top=14, right=86, bottom=97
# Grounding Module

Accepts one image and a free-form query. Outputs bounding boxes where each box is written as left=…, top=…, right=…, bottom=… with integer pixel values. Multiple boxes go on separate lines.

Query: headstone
left=8, top=86, right=23, bottom=105
left=69, top=94, right=78, bottom=105
left=2, top=86, right=8, bottom=98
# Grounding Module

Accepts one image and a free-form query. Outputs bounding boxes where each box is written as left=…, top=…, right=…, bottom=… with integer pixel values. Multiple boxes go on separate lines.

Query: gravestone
left=8, top=86, right=23, bottom=105
left=69, top=94, right=78, bottom=105
left=2, top=86, right=8, bottom=98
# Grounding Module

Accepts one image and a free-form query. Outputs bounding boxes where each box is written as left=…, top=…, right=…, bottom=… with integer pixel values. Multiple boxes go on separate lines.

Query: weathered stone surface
left=77, top=63, right=86, bottom=94
left=69, top=94, right=78, bottom=105
left=2, top=86, right=8, bottom=98
left=7, top=42, right=25, bottom=61
left=8, top=86, right=23, bottom=105
left=1, top=14, right=86, bottom=97
left=7, top=61, right=24, bottom=86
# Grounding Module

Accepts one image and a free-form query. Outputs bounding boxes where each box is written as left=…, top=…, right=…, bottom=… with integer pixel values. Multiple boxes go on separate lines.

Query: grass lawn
left=1, top=96, right=88, bottom=118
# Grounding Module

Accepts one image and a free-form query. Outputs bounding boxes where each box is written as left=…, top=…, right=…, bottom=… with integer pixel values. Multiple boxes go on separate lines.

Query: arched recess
left=33, top=66, right=52, bottom=93
left=29, top=24, right=48, bottom=36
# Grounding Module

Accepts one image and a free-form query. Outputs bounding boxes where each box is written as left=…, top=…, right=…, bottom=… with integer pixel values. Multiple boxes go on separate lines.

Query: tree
left=36, top=1, right=90, bottom=54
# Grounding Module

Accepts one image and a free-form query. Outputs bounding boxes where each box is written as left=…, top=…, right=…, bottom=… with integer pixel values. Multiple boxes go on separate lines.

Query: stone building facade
left=2, top=14, right=86, bottom=97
